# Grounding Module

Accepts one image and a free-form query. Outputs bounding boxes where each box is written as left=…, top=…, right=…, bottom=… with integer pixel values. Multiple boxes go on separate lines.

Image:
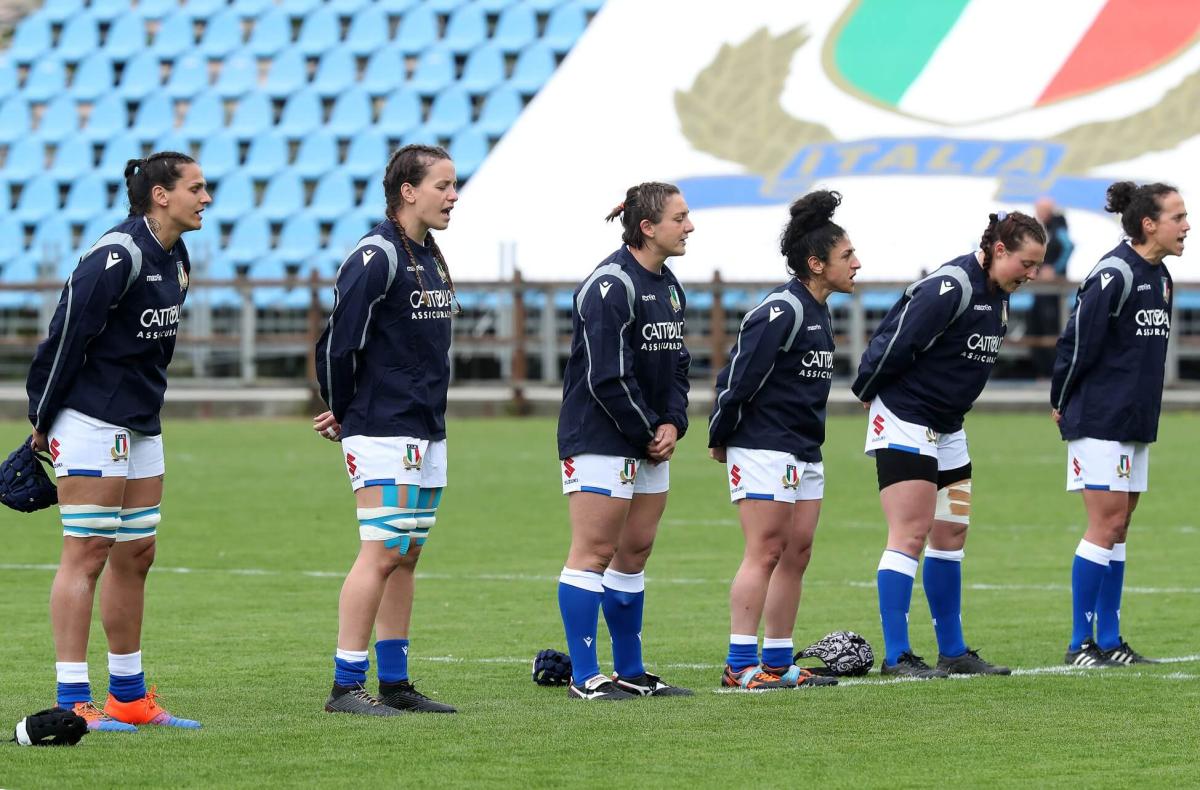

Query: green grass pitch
left=2, top=413, right=1198, bottom=787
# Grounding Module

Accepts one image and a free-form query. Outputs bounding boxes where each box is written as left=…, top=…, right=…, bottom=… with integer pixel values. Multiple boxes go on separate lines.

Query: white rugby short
left=864, top=397, right=970, bottom=470
left=726, top=447, right=824, bottom=503
left=48, top=408, right=164, bottom=479
left=340, top=435, right=448, bottom=491
left=1066, top=438, right=1148, bottom=493
left=561, top=454, right=669, bottom=499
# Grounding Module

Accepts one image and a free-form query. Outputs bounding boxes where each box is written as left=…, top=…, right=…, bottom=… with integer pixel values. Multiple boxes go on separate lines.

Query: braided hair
left=780, top=190, right=845, bottom=281
left=124, top=151, right=196, bottom=216
left=979, top=210, right=1046, bottom=270
left=604, top=182, right=681, bottom=248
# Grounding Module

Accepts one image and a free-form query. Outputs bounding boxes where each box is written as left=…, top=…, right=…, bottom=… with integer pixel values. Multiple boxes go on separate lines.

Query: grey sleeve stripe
left=768, top=291, right=805, bottom=351
left=575, top=263, right=634, bottom=318
left=322, top=236, right=398, bottom=409
left=576, top=263, right=650, bottom=434
left=1056, top=258, right=1130, bottom=410
left=350, top=235, right=400, bottom=291
left=83, top=233, right=143, bottom=299
left=710, top=291, right=800, bottom=433
left=33, top=277, right=74, bottom=428
left=854, top=300, right=912, bottom=400
left=905, top=264, right=973, bottom=323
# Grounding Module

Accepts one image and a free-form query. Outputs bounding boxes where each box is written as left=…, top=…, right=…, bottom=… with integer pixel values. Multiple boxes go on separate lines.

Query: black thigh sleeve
left=875, top=449, right=938, bottom=491
left=937, top=463, right=972, bottom=490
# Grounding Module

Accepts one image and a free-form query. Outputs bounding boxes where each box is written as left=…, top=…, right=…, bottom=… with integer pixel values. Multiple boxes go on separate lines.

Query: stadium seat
left=574, top=0, right=603, bottom=11
left=213, top=49, right=258, bottom=98
left=476, top=85, right=522, bottom=137
left=81, top=94, right=129, bottom=144
left=402, top=124, right=438, bottom=147
left=460, top=44, right=505, bottom=95
left=166, top=53, right=211, bottom=100
left=526, top=0, right=566, bottom=11
left=80, top=211, right=126, bottom=253
left=224, top=212, right=271, bottom=268
left=90, top=0, right=133, bottom=23
left=199, top=8, right=246, bottom=59
left=208, top=171, right=254, bottom=222
left=232, top=0, right=275, bottom=18
left=41, top=0, right=84, bottom=24
left=279, top=0, right=323, bottom=17
left=312, top=46, right=357, bottom=98
left=0, top=96, right=32, bottom=146
left=117, top=51, right=164, bottom=101
left=97, top=132, right=144, bottom=182
left=476, top=0, right=518, bottom=12
left=449, top=126, right=488, bottom=179
left=183, top=0, right=229, bottom=21
left=63, top=173, right=112, bottom=224
left=376, top=0, right=418, bottom=16
left=258, top=170, right=304, bottom=222
left=394, top=6, right=438, bottom=55
left=274, top=212, right=320, bottom=268
left=2, top=137, right=47, bottom=184
left=0, top=214, right=25, bottom=257
left=296, top=5, right=341, bottom=57
left=153, top=12, right=198, bottom=60
left=343, top=5, right=389, bottom=58
left=423, top=85, right=472, bottom=137
left=36, top=95, right=81, bottom=145
left=308, top=171, right=354, bottom=222
left=409, top=46, right=456, bottom=97
left=10, top=13, right=52, bottom=64
left=328, top=0, right=371, bottom=15
left=0, top=60, right=15, bottom=102
left=292, top=129, right=337, bottom=180
left=182, top=90, right=227, bottom=139
left=443, top=4, right=486, bottom=54
left=103, top=13, right=149, bottom=61
left=196, top=129, right=240, bottom=181
left=427, top=0, right=467, bottom=13
left=327, top=211, right=371, bottom=260
left=543, top=3, right=587, bottom=53
left=243, top=132, right=288, bottom=180
left=362, top=46, right=406, bottom=97
left=0, top=178, right=9, bottom=213
left=70, top=53, right=116, bottom=102
left=136, top=0, right=178, bottom=20
left=153, top=130, right=194, bottom=156
left=15, top=175, right=61, bottom=224
left=30, top=216, right=72, bottom=261
left=247, top=8, right=291, bottom=58
left=375, top=87, right=421, bottom=141
left=492, top=3, right=536, bottom=53
left=264, top=46, right=308, bottom=98
left=277, top=88, right=323, bottom=138
left=48, top=136, right=95, bottom=182
left=510, top=42, right=556, bottom=94
left=22, top=58, right=68, bottom=104
left=343, top=129, right=386, bottom=180
left=326, top=87, right=373, bottom=139
left=57, top=14, right=101, bottom=64
left=228, top=91, right=274, bottom=140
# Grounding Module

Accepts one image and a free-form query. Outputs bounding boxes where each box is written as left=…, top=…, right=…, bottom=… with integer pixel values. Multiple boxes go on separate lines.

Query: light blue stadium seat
left=22, top=58, right=68, bottom=104
left=196, top=130, right=240, bottom=181
left=232, top=0, right=274, bottom=18
left=375, top=88, right=421, bottom=141
left=424, top=85, right=471, bottom=137
left=91, top=0, right=133, bottom=23
left=166, top=53, right=210, bottom=100
left=574, top=0, right=603, bottom=11
left=69, top=52, right=115, bottom=102
left=199, top=8, right=246, bottom=59
left=296, top=5, right=341, bottom=57
left=427, top=0, right=466, bottom=13
left=402, top=124, right=438, bottom=147
left=208, top=170, right=254, bottom=222
left=264, top=46, right=308, bottom=98
left=81, top=94, right=129, bottom=144
left=0, top=59, right=15, bottom=101
left=0, top=179, right=9, bottom=213
left=58, top=13, right=101, bottom=63
left=225, top=213, right=271, bottom=271
left=493, top=3, right=536, bottom=53
left=79, top=211, right=126, bottom=256
left=137, top=0, right=179, bottom=20
left=477, top=0, right=518, bottom=12
left=104, top=13, right=149, bottom=61
left=377, top=0, right=417, bottom=15
left=63, top=173, right=112, bottom=224
left=278, top=88, right=322, bottom=138
left=243, top=132, right=288, bottom=180
left=228, top=91, right=273, bottom=139
left=2, top=137, right=46, bottom=184
left=153, top=12, right=198, bottom=60
left=460, top=43, right=504, bottom=95
left=275, top=212, right=320, bottom=267
left=362, top=46, right=405, bottom=97
left=10, top=13, right=52, bottom=64
left=327, top=87, right=372, bottom=139
left=344, top=5, right=389, bottom=57
left=30, top=217, right=72, bottom=264
left=327, top=211, right=370, bottom=258
left=98, top=132, right=144, bottom=182
left=182, top=90, right=226, bottom=139
left=313, top=46, right=357, bottom=97
left=0, top=96, right=32, bottom=146
left=395, top=6, right=437, bottom=55
left=443, top=3, right=486, bottom=54
left=254, top=285, right=313, bottom=308
left=153, top=130, right=193, bottom=156
left=117, top=52, right=163, bottom=101
left=0, top=215, right=25, bottom=258
left=510, top=41, right=556, bottom=94
left=409, top=46, right=456, bottom=96
left=214, top=49, right=258, bottom=98
left=49, top=136, right=94, bottom=182
left=343, top=130, right=386, bottom=180
left=449, top=126, right=488, bottom=179
left=526, top=0, right=566, bottom=10
left=329, top=0, right=370, bottom=14
left=476, top=84, right=522, bottom=137
left=279, top=0, right=323, bottom=17
left=183, top=0, right=229, bottom=21
left=292, top=129, right=337, bottom=180
left=309, top=171, right=354, bottom=222
left=15, top=175, right=61, bottom=224
left=42, top=0, right=84, bottom=23
left=258, top=170, right=304, bottom=222
left=247, top=8, right=291, bottom=57
left=36, top=95, right=81, bottom=145
left=543, top=3, right=586, bottom=53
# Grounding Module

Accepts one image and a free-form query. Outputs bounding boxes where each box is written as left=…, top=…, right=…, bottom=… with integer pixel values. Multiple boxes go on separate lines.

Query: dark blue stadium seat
left=71, top=52, right=115, bottom=102
left=309, top=171, right=355, bottom=222
left=183, top=0, right=229, bottom=21
left=82, top=94, right=129, bottom=144
left=362, top=46, right=406, bottom=97
left=493, top=3, right=536, bottom=53
left=182, top=90, right=226, bottom=140
left=247, top=8, right=291, bottom=57
left=264, top=46, right=309, bottom=98
left=450, top=126, right=489, bottom=179
left=278, top=88, right=324, bottom=138
left=63, top=173, right=112, bottom=224
left=344, top=5, right=389, bottom=57
left=0, top=96, right=32, bottom=146
left=196, top=130, right=240, bottom=181
left=22, top=58, right=67, bottom=104
left=153, top=12, right=199, bottom=61
left=313, top=46, right=358, bottom=97
left=460, top=43, right=505, bottom=95
left=199, top=9, right=246, bottom=59
left=15, top=175, right=61, bottom=225
left=296, top=5, right=341, bottom=56
left=243, top=132, right=289, bottom=181
left=103, top=13, right=149, bottom=61
left=59, top=14, right=102, bottom=63
left=409, top=46, right=456, bottom=96
left=117, top=52, right=163, bottom=101
left=98, top=132, right=144, bottom=182
left=214, top=49, right=259, bottom=98
left=443, top=3, right=487, bottom=54
left=423, top=85, right=472, bottom=137
left=9, top=12, right=52, bottom=64
left=225, top=212, right=271, bottom=268
left=343, top=129, right=387, bottom=180
left=259, top=170, right=305, bottom=222
left=0, top=59, right=15, bottom=101
left=2, top=137, right=46, bottom=184
left=208, top=171, right=255, bottom=223
left=49, top=136, right=94, bottom=182
left=543, top=3, right=587, bottom=53
left=275, top=212, right=320, bottom=268
left=228, top=91, right=274, bottom=140
left=166, top=53, right=211, bottom=100
left=327, top=87, right=373, bottom=139
left=292, top=130, right=339, bottom=180
left=395, top=5, right=438, bottom=55
left=36, top=95, right=81, bottom=145
left=42, top=0, right=84, bottom=24
left=91, top=0, right=132, bottom=23
left=510, top=41, right=556, bottom=94
left=376, top=88, right=422, bottom=141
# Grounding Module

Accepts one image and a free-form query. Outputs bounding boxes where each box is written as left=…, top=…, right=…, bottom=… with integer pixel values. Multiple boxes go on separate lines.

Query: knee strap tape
left=60, top=504, right=122, bottom=536
left=935, top=481, right=971, bottom=525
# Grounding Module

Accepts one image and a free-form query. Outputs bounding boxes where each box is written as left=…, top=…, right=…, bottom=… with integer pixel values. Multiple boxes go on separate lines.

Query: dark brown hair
left=124, top=151, right=196, bottom=215
left=780, top=190, right=845, bottom=281
left=1105, top=181, right=1179, bottom=243
left=605, top=182, right=682, bottom=249
left=979, top=210, right=1046, bottom=270
left=382, top=144, right=460, bottom=314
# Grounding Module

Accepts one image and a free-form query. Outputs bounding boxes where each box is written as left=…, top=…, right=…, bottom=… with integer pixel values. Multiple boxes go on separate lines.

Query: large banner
left=441, top=0, right=1200, bottom=282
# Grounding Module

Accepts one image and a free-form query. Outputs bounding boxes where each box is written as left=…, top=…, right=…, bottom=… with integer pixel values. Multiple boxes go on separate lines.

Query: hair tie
left=617, top=202, right=625, bottom=212
left=995, top=210, right=1008, bottom=222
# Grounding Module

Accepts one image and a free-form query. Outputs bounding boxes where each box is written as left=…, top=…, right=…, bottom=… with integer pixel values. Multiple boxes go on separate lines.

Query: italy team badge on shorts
left=781, top=464, right=799, bottom=490
left=403, top=443, right=423, bottom=470
left=925, top=427, right=939, bottom=444
left=619, top=458, right=638, bottom=485
left=110, top=433, right=130, bottom=462
left=1117, top=454, right=1131, bottom=479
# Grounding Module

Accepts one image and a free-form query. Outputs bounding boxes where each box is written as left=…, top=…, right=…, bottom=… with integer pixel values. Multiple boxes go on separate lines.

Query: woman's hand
left=709, top=446, right=726, bottom=463
left=313, top=411, right=341, bottom=442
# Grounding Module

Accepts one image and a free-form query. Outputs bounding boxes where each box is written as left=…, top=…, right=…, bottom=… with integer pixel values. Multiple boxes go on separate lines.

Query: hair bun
left=123, top=158, right=144, bottom=180
left=788, top=189, right=842, bottom=231
left=1105, top=181, right=1136, bottom=215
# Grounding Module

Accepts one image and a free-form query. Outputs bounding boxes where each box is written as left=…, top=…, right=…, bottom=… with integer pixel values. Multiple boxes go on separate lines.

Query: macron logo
left=939, top=280, right=954, bottom=296
left=599, top=281, right=612, bottom=299
left=768, top=306, right=783, bottom=322
left=105, top=252, right=122, bottom=270
left=1100, top=272, right=1114, bottom=290
left=362, top=249, right=375, bottom=266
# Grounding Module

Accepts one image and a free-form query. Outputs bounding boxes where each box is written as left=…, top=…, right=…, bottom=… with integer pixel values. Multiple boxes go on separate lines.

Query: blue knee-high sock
left=558, top=567, right=604, bottom=685
left=923, top=548, right=967, bottom=658
left=1070, top=539, right=1112, bottom=651
left=333, top=648, right=369, bottom=688
left=1095, top=542, right=1126, bottom=650
left=877, top=550, right=919, bottom=665
left=726, top=634, right=759, bottom=671
left=375, top=638, right=410, bottom=683
left=601, top=568, right=645, bottom=678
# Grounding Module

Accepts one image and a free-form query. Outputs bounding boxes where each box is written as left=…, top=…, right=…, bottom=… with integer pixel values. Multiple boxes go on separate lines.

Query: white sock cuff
left=601, top=568, right=645, bottom=593
left=762, top=637, right=793, bottom=650
left=1075, top=539, right=1113, bottom=566
left=559, top=567, right=604, bottom=593
left=1111, top=542, right=1127, bottom=562
left=878, top=549, right=919, bottom=577
left=107, top=651, right=143, bottom=677
left=729, top=634, right=758, bottom=646
left=925, top=548, right=964, bottom=562
left=55, top=661, right=89, bottom=684
left=335, top=648, right=369, bottom=663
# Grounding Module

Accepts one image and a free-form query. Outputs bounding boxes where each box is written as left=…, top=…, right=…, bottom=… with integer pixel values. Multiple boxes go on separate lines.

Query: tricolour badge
left=111, top=433, right=129, bottom=462
left=781, top=464, right=799, bottom=490
left=1117, top=454, right=1131, bottom=479
left=403, top=443, right=422, bottom=470
left=668, top=285, right=682, bottom=313
left=177, top=261, right=188, bottom=292
left=1162, top=278, right=1171, bottom=304
left=619, top=458, right=638, bottom=485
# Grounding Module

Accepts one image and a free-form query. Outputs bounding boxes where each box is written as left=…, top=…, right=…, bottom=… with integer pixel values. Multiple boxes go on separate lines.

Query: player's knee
left=115, top=537, right=157, bottom=577
left=358, top=506, right=421, bottom=557
left=782, top=538, right=813, bottom=573
left=60, top=504, right=121, bottom=542
left=116, top=505, right=160, bottom=544
left=935, top=480, right=971, bottom=528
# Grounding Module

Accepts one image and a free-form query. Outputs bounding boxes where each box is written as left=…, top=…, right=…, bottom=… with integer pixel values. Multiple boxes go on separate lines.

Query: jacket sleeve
left=1050, top=267, right=1123, bottom=410
left=851, top=276, right=961, bottom=402
left=315, top=244, right=392, bottom=422
left=576, top=275, right=658, bottom=445
left=26, top=245, right=134, bottom=432
left=708, top=299, right=795, bottom=447
left=661, top=286, right=690, bottom=437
